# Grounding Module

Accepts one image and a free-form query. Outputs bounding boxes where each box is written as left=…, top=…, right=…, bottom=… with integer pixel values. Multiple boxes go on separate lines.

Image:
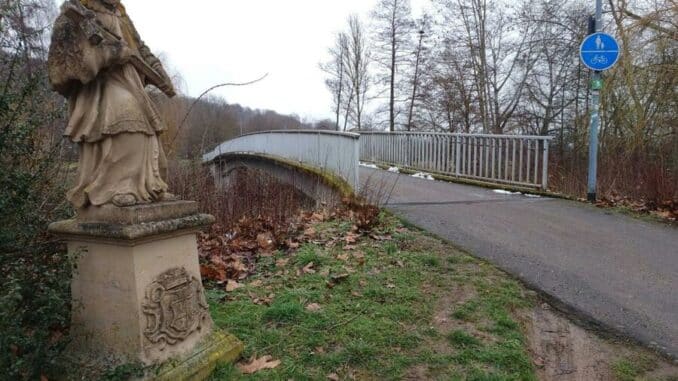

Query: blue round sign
left=580, top=32, right=620, bottom=71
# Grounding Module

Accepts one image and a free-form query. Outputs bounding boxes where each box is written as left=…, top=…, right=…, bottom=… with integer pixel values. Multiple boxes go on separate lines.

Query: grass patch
left=447, top=330, right=481, bottom=348
left=294, top=244, right=326, bottom=266
left=261, top=299, right=305, bottom=324
left=612, top=354, right=659, bottom=381
left=417, top=253, right=441, bottom=268
left=208, top=213, right=537, bottom=380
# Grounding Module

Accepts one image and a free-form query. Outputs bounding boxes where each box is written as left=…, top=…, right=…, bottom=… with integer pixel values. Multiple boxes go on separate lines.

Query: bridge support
left=209, top=153, right=354, bottom=207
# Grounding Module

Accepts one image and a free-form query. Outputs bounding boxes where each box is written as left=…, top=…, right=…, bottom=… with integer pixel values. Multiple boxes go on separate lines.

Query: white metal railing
left=360, top=132, right=554, bottom=189
left=203, top=130, right=360, bottom=190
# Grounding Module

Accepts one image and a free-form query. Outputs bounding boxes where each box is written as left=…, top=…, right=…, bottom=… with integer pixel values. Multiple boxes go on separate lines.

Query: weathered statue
left=48, top=0, right=176, bottom=208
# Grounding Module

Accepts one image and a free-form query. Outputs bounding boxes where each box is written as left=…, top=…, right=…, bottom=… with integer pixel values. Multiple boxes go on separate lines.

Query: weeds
left=168, top=162, right=313, bottom=230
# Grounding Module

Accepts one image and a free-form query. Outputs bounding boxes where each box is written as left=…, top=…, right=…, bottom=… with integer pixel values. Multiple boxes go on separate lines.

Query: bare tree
left=434, top=0, right=537, bottom=133
left=406, top=15, right=431, bottom=131
left=431, top=44, right=477, bottom=132
left=320, top=32, right=350, bottom=130
left=518, top=0, right=588, bottom=138
left=371, top=0, right=413, bottom=131
left=345, top=14, right=371, bottom=131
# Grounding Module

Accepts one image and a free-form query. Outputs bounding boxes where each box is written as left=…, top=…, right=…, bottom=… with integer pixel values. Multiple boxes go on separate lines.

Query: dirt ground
left=523, top=303, right=678, bottom=381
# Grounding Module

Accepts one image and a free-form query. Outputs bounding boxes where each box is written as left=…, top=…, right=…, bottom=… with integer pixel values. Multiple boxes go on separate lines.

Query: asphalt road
left=360, top=167, right=678, bottom=359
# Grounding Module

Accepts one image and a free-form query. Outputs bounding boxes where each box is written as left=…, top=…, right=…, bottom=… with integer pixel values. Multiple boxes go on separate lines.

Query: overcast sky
left=56, top=0, right=429, bottom=121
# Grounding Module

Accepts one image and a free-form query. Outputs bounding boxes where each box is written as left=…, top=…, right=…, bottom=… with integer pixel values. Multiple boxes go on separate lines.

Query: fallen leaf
left=200, top=264, right=226, bottom=282
left=314, top=346, right=326, bottom=354
left=653, top=210, right=674, bottom=220
left=311, top=212, right=326, bottom=222
left=337, top=253, right=350, bottom=261
left=325, top=238, right=339, bottom=249
left=304, top=227, right=317, bottom=238
left=327, top=373, right=340, bottom=381
left=251, top=295, right=274, bottom=306
left=249, top=280, right=263, bottom=287
left=237, top=355, right=281, bottom=374
left=343, top=245, right=357, bottom=251
left=353, top=252, right=365, bottom=266
left=257, top=232, right=275, bottom=251
left=359, top=280, right=368, bottom=288
left=226, top=280, right=242, bottom=292
left=302, top=262, right=316, bottom=274
left=344, top=233, right=359, bottom=244
left=276, top=258, right=289, bottom=268
left=386, top=283, right=396, bottom=289
left=306, top=303, right=322, bottom=312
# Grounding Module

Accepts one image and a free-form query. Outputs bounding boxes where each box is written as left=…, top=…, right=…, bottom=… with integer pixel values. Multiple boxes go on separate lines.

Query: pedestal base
left=49, top=202, right=243, bottom=379
left=150, top=329, right=243, bottom=381
left=59, top=329, right=243, bottom=381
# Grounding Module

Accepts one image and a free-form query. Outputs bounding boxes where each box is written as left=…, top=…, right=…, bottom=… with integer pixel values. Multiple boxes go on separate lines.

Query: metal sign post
left=580, top=0, right=619, bottom=203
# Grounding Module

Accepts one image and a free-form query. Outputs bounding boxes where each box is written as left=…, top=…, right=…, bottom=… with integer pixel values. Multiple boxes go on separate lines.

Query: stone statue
left=48, top=0, right=176, bottom=209
left=46, top=2, right=244, bottom=374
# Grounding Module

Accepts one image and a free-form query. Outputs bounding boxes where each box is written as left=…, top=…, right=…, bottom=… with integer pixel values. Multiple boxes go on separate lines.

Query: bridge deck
left=361, top=167, right=678, bottom=359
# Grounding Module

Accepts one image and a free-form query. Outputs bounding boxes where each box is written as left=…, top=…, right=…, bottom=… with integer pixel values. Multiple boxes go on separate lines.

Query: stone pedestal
left=49, top=201, right=242, bottom=380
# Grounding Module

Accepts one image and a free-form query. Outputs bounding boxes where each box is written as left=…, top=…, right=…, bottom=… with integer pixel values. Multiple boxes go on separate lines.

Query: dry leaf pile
left=198, top=215, right=296, bottom=287
left=198, top=200, right=382, bottom=288
left=595, top=196, right=677, bottom=222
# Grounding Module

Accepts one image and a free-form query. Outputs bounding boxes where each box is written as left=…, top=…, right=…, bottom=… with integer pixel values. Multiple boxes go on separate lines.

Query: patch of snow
left=412, top=172, right=435, bottom=181
left=388, top=166, right=400, bottom=173
left=523, top=193, right=542, bottom=198
left=493, top=189, right=520, bottom=195
left=359, top=162, right=379, bottom=169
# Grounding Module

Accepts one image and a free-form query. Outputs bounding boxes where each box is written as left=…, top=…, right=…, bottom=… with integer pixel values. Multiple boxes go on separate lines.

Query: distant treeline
left=151, top=94, right=335, bottom=159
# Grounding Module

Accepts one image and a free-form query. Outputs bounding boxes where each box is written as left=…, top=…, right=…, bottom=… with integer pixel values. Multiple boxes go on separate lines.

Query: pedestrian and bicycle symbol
left=580, top=32, right=620, bottom=71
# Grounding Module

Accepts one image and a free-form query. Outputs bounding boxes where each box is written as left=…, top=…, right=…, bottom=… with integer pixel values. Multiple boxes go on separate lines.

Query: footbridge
left=203, top=130, right=554, bottom=200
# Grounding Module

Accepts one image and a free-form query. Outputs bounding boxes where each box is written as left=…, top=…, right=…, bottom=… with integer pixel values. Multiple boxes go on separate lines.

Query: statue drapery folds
left=48, top=0, right=176, bottom=209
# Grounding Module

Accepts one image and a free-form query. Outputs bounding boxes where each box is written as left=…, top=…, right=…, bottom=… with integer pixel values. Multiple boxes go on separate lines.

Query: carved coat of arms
left=142, top=268, right=209, bottom=347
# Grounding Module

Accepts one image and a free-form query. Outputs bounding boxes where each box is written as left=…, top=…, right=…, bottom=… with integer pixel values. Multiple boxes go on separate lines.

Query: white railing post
left=542, top=139, right=549, bottom=190
left=455, top=135, right=461, bottom=176
left=354, top=136, right=360, bottom=190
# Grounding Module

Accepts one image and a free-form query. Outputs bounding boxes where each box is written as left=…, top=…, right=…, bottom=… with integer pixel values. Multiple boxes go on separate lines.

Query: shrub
left=1, top=2, right=73, bottom=377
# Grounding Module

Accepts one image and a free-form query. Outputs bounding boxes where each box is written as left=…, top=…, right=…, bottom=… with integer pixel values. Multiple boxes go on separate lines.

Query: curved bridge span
left=203, top=130, right=360, bottom=203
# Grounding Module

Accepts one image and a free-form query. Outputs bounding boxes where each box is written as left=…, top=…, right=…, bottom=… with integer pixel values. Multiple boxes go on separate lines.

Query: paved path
left=361, top=167, right=678, bottom=359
